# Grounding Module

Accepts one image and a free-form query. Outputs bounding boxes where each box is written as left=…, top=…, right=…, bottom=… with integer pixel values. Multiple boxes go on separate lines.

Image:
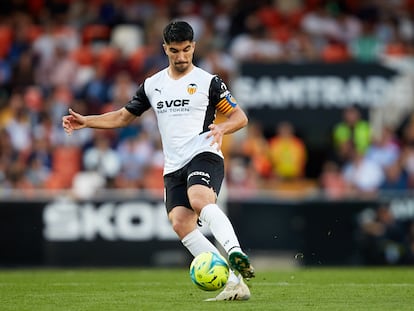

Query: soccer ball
left=189, top=252, right=229, bottom=291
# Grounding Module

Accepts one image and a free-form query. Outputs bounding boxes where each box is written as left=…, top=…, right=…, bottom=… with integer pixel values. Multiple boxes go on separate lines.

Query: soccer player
left=62, top=21, right=255, bottom=301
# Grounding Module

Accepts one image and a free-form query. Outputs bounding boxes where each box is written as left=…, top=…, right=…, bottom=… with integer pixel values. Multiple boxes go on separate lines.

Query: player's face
left=163, top=40, right=195, bottom=74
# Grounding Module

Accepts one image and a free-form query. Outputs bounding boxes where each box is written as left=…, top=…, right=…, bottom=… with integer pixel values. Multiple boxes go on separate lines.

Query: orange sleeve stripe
left=216, top=98, right=227, bottom=107
left=221, top=105, right=233, bottom=114
left=216, top=103, right=233, bottom=114
left=216, top=99, right=234, bottom=113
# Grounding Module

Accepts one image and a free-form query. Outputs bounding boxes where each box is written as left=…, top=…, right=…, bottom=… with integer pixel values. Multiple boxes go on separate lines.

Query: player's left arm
left=207, top=76, right=248, bottom=149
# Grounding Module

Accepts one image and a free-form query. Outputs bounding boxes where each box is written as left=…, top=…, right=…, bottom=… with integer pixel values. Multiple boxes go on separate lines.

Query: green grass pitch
left=0, top=267, right=413, bottom=311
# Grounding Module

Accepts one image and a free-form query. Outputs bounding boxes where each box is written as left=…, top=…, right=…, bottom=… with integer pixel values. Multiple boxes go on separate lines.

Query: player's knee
left=169, top=208, right=197, bottom=238
left=188, top=197, right=204, bottom=214
left=188, top=185, right=216, bottom=214
left=171, top=219, right=194, bottom=239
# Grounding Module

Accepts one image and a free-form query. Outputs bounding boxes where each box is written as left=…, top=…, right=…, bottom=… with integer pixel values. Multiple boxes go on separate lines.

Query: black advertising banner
left=0, top=202, right=44, bottom=265
left=0, top=199, right=189, bottom=267
left=1, top=196, right=414, bottom=266
left=234, top=62, right=398, bottom=110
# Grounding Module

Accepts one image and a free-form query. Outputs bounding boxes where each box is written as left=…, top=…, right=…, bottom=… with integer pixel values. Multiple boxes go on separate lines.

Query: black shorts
left=164, top=152, right=224, bottom=213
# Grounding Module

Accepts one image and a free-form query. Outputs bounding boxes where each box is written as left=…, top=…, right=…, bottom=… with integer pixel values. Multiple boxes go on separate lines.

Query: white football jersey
left=125, top=66, right=238, bottom=175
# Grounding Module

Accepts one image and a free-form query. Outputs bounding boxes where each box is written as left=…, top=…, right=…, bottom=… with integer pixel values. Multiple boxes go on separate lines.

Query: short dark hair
left=163, top=21, right=194, bottom=44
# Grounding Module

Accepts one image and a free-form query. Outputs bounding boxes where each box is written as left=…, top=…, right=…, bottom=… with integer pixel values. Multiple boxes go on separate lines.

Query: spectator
left=197, top=42, right=237, bottom=84
left=365, top=126, right=400, bottom=169
left=229, top=12, right=284, bottom=62
left=24, top=86, right=44, bottom=128
left=48, top=85, right=74, bottom=127
left=319, top=160, right=348, bottom=199
left=342, top=146, right=385, bottom=198
left=140, top=39, right=169, bottom=78
left=226, top=157, right=259, bottom=198
left=107, top=70, right=136, bottom=106
left=0, top=128, right=17, bottom=188
left=237, top=122, right=272, bottom=180
left=380, top=160, right=409, bottom=192
left=333, top=105, right=371, bottom=158
left=226, top=122, right=264, bottom=196
left=4, top=160, right=34, bottom=191
left=83, top=131, right=121, bottom=187
left=407, top=222, right=414, bottom=264
left=357, top=204, right=409, bottom=265
left=268, top=121, right=307, bottom=180
left=0, top=58, right=12, bottom=89
left=285, top=28, right=319, bottom=62
left=300, top=4, right=334, bottom=53
left=81, top=64, right=110, bottom=112
left=32, top=20, right=79, bottom=91
left=103, top=47, right=134, bottom=82
left=27, top=137, right=53, bottom=171
left=399, top=114, right=414, bottom=188
left=331, top=10, right=361, bottom=44
left=5, top=101, right=32, bottom=155
left=47, top=45, right=79, bottom=89
left=349, top=20, right=384, bottom=62
left=320, top=38, right=350, bottom=62
left=400, top=143, right=414, bottom=189
left=141, top=138, right=165, bottom=195
left=115, top=131, right=154, bottom=189
left=25, top=155, right=51, bottom=188
left=71, top=167, right=106, bottom=200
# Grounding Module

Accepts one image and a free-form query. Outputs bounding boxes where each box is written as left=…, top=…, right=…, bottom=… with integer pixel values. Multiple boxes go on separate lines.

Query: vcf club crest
left=187, top=83, right=197, bottom=95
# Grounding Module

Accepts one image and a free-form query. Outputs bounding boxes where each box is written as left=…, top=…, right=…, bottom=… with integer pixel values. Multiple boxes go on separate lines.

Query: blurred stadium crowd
left=0, top=0, right=414, bottom=200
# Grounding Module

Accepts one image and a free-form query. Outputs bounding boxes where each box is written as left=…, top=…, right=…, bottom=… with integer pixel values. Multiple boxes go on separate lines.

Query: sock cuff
left=227, top=246, right=242, bottom=254
left=199, top=203, right=219, bottom=222
left=181, top=229, right=200, bottom=244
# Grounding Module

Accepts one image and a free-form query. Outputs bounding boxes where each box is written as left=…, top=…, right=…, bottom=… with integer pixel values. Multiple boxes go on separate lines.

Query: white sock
left=181, top=229, right=219, bottom=257
left=181, top=228, right=239, bottom=284
left=227, top=270, right=240, bottom=284
left=199, top=203, right=243, bottom=255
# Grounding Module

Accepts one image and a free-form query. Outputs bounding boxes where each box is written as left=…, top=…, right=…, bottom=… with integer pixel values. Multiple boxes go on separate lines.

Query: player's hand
left=62, top=108, right=86, bottom=135
left=206, top=123, right=224, bottom=151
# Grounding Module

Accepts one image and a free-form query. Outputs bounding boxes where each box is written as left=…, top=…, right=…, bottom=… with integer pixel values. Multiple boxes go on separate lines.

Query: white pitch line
left=1, top=282, right=412, bottom=288
left=254, top=282, right=414, bottom=287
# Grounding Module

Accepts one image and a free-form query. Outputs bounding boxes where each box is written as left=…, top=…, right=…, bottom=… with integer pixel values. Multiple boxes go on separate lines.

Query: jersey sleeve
left=209, top=76, right=238, bottom=115
left=124, top=82, right=151, bottom=116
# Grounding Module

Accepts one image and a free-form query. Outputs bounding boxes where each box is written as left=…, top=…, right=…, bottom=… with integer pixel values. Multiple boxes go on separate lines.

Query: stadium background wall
left=1, top=196, right=413, bottom=267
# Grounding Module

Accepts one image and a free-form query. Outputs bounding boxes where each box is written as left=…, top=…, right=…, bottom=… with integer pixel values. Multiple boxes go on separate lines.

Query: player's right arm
left=63, top=82, right=151, bottom=135
left=62, top=107, right=136, bottom=135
